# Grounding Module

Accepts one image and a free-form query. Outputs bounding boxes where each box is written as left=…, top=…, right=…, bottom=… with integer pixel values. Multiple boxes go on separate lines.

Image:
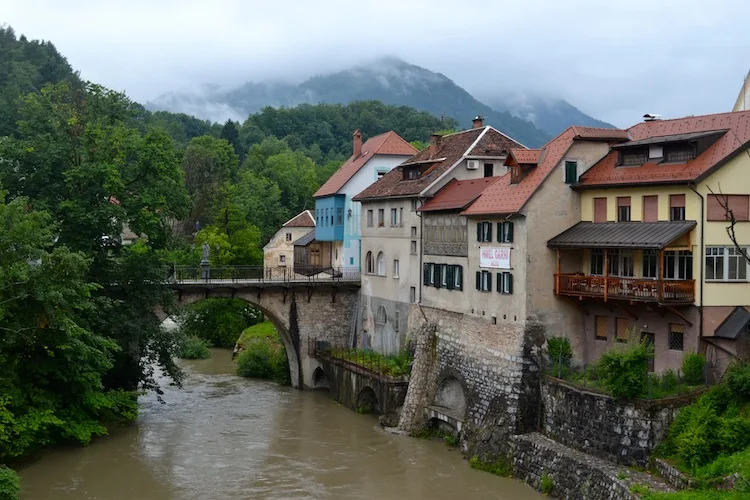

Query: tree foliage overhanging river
left=19, top=349, right=542, bottom=499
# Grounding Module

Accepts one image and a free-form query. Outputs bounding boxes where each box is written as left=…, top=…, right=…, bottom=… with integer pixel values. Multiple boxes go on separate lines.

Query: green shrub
left=547, top=336, right=573, bottom=377
left=682, top=353, right=706, bottom=386
left=178, top=298, right=261, bottom=348
left=597, top=338, right=653, bottom=399
left=662, top=369, right=678, bottom=392
left=235, top=342, right=275, bottom=379
left=0, top=466, right=20, bottom=500
left=177, top=335, right=211, bottom=359
left=469, top=455, right=512, bottom=477
left=540, top=473, right=554, bottom=494
left=726, top=362, right=750, bottom=401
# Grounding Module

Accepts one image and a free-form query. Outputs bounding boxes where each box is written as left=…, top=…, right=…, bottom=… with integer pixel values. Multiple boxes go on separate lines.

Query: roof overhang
left=611, top=130, right=727, bottom=149
left=713, top=306, right=750, bottom=340
left=572, top=180, right=691, bottom=191
left=547, top=221, right=696, bottom=249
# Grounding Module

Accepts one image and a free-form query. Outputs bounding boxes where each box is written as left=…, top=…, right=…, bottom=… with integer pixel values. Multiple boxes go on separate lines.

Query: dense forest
left=0, top=25, right=456, bottom=486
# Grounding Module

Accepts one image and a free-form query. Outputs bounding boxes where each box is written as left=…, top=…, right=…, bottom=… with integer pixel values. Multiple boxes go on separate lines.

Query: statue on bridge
left=201, top=242, right=210, bottom=279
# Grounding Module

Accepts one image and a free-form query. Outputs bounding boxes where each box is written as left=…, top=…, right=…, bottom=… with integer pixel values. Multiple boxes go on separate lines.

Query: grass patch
left=236, top=321, right=279, bottom=347
left=540, top=473, right=554, bottom=495
left=177, top=335, right=211, bottom=359
left=469, top=455, right=512, bottom=477
left=643, top=491, right=750, bottom=500
left=234, top=322, right=290, bottom=385
left=411, top=427, right=459, bottom=447
left=325, top=347, right=412, bottom=377
left=0, top=466, right=20, bottom=500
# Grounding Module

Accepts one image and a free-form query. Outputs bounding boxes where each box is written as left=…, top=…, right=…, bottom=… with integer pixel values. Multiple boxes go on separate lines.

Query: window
left=423, top=263, right=436, bottom=286
left=706, top=246, right=749, bottom=281
left=324, top=208, right=329, bottom=226
left=669, top=324, right=684, bottom=351
left=452, top=265, right=463, bottom=290
left=376, top=252, right=385, bottom=276
left=616, top=317, right=630, bottom=343
left=285, top=232, right=292, bottom=241
left=670, top=194, right=685, bottom=221
left=410, top=240, right=417, bottom=254
left=609, top=249, right=634, bottom=277
left=393, top=259, right=400, bottom=278
left=279, top=255, right=286, bottom=265
left=665, top=250, right=693, bottom=280
left=411, top=199, right=418, bottom=211
left=477, top=221, right=492, bottom=242
left=336, top=208, right=343, bottom=225
left=375, top=306, right=387, bottom=328
left=497, top=272, right=513, bottom=294
left=365, top=251, right=374, bottom=274
left=590, top=249, right=604, bottom=275
left=642, top=250, right=658, bottom=279
left=664, top=146, right=694, bottom=163
left=377, top=169, right=387, bottom=179
left=621, top=150, right=648, bottom=166
left=708, top=194, right=750, bottom=221
left=377, top=209, right=385, bottom=227
left=643, top=195, right=659, bottom=222
left=350, top=257, right=354, bottom=265
left=411, top=226, right=417, bottom=237
left=441, top=264, right=448, bottom=287
left=410, top=287, right=416, bottom=303
left=404, top=167, right=421, bottom=180
left=366, top=210, right=373, bottom=227
left=617, top=197, right=631, bottom=222
left=564, top=161, right=578, bottom=184
left=595, top=316, right=608, bottom=341
left=394, top=310, right=400, bottom=332
left=390, top=208, right=399, bottom=227
left=476, top=270, right=492, bottom=291
left=594, top=197, right=607, bottom=222
left=497, top=221, right=514, bottom=243
left=510, top=164, right=521, bottom=184
left=484, top=163, right=494, bottom=178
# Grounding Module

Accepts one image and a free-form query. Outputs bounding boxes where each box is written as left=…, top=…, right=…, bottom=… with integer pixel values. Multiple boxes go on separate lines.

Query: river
left=20, top=349, right=542, bottom=499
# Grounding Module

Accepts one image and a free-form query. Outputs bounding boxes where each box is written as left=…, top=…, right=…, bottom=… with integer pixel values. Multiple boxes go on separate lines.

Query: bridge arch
left=356, top=386, right=381, bottom=414
left=311, top=366, right=330, bottom=390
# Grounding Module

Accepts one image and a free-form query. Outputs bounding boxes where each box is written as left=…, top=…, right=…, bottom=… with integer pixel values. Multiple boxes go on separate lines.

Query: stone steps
left=512, top=432, right=674, bottom=499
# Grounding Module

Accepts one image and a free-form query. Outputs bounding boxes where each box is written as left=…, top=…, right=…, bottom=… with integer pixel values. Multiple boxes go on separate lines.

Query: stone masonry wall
left=542, top=377, right=703, bottom=466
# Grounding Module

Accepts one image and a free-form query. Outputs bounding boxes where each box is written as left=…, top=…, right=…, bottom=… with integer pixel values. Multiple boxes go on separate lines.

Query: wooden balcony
left=554, top=274, right=695, bottom=304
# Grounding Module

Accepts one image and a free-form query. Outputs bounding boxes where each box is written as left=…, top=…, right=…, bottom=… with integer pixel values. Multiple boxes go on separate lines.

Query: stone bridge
left=161, top=266, right=361, bottom=388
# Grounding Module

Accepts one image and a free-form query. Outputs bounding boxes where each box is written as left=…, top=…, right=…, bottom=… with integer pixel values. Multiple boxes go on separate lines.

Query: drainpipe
left=416, top=197, right=424, bottom=305
left=688, top=184, right=705, bottom=339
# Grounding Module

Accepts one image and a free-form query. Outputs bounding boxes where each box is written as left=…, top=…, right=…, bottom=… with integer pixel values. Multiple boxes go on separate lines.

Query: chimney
left=429, top=133, right=442, bottom=151
left=472, top=115, right=484, bottom=129
left=353, top=129, right=362, bottom=157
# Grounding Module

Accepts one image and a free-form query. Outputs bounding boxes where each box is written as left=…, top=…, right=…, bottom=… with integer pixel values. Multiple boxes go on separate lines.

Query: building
left=352, top=118, right=524, bottom=353
left=733, top=70, right=750, bottom=111
left=262, top=210, right=315, bottom=274
left=313, top=129, right=416, bottom=271
left=548, top=111, right=750, bottom=373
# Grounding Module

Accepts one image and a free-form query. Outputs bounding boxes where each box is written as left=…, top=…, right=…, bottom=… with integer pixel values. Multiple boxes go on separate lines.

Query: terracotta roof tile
left=353, top=127, right=523, bottom=201
left=511, top=148, right=542, bottom=164
left=282, top=209, right=315, bottom=227
left=418, top=177, right=500, bottom=212
left=578, top=110, right=750, bottom=187
left=571, top=126, right=630, bottom=141
left=314, top=131, right=416, bottom=198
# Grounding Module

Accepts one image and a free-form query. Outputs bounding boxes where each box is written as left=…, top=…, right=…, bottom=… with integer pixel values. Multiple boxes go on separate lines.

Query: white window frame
left=481, top=270, right=491, bottom=291
left=393, top=259, right=400, bottom=279
left=706, top=246, right=749, bottom=281
left=376, top=252, right=386, bottom=276
left=366, top=210, right=373, bottom=227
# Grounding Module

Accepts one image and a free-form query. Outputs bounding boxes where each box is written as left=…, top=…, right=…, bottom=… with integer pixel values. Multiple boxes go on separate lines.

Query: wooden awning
left=547, top=221, right=696, bottom=250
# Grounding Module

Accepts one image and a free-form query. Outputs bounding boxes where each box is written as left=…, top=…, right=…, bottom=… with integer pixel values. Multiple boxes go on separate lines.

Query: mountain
left=484, top=92, right=615, bottom=137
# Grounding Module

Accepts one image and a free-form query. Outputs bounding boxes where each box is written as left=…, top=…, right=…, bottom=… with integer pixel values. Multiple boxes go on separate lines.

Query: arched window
left=376, top=251, right=385, bottom=276
left=375, top=305, right=387, bottom=326
left=366, top=251, right=374, bottom=274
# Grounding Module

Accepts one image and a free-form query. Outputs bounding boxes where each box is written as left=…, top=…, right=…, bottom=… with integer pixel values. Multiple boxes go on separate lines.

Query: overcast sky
left=3, top=0, right=749, bottom=127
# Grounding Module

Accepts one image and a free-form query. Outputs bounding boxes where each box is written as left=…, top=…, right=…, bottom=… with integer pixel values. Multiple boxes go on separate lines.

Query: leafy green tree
left=219, top=119, right=242, bottom=157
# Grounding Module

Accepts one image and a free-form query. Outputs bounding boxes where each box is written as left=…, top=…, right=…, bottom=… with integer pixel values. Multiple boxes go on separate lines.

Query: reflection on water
left=20, top=349, right=542, bottom=499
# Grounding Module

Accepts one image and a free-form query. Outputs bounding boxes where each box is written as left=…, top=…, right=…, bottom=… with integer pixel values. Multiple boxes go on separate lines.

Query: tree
left=220, top=119, right=242, bottom=157
left=708, top=185, right=750, bottom=266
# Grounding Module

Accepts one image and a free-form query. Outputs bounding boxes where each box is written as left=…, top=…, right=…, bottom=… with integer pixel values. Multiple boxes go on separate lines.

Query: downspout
left=416, top=197, right=424, bottom=305
left=688, top=184, right=705, bottom=339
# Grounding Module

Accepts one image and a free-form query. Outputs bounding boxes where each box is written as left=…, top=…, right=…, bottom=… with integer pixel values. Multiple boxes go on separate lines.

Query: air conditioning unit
left=467, top=160, right=479, bottom=170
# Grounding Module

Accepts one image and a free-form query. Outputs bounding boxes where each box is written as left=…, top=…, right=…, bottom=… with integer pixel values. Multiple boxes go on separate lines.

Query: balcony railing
left=554, top=274, right=694, bottom=304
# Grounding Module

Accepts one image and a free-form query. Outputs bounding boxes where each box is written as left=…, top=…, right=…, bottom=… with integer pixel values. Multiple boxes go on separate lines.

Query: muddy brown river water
left=20, top=349, right=543, bottom=499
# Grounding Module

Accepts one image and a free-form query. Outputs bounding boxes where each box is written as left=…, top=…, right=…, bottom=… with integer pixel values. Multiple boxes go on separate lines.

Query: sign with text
left=479, top=247, right=511, bottom=269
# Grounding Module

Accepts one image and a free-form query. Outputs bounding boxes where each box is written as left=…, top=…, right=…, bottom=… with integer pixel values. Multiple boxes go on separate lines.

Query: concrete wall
left=263, top=226, right=314, bottom=269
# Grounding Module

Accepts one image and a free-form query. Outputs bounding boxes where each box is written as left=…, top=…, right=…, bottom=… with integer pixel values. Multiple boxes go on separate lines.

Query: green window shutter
left=423, top=263, right=429, bottom=286
left=508, top=273, right=514, bottom=294
left=487, top=272, right=492, bottom=292
left=565, top=161, right=577, bottom=184
left=506, top=222, right=514, bottom=243
left=446, top=265, right=454, bottom=290
left=497, top=222, right=503, bottom=242
left=476, top=222, right=482, bottom=242
left=475, top=271, right=481, bottom=290
left=487, top=223, right=492, bottom=242
left=456, top=266, right=463, bottom=290
left=497, top=273, right=502, bottom=292
left=435, top=264, right=442, bottom=288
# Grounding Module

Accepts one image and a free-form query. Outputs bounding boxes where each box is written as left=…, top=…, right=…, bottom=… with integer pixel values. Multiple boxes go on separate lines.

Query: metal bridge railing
left=169, top=265, right=361, bottom=284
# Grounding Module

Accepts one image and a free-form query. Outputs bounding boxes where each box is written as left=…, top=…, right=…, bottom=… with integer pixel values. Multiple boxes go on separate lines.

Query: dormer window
left=403, top=166, right=421, bottom=180
left=510, top=165, right=521, bottom=184
left=620, top=149, right=648, bottom=166
left=664, top=145, right=695, bottom=163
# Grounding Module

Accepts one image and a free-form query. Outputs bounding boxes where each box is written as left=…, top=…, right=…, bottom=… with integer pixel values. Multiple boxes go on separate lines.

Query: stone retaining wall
left=541, top=377, right=703, bottom=466
left=653, top=458, right=697, bottom=490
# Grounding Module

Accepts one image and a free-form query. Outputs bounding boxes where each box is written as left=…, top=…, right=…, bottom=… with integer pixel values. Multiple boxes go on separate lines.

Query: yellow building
left=548, top=111, right=750, bottom=374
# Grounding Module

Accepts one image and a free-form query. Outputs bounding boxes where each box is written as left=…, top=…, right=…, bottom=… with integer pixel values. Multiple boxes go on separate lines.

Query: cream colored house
left=733, top=70, right=750, bottom=111
left=263, top=210, right=315, bottom=270
left=352, top=118, right=524, bottom=354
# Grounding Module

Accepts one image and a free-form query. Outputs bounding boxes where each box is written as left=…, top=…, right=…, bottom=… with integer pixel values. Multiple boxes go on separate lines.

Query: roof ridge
left=629, top=109, right=750, bottom=129
left=485, top=125, right=527, bottom=149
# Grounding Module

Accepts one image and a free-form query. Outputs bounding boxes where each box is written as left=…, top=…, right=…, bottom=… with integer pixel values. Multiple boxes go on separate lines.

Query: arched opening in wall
left=311, top=367, right=330, bottom=390
left=427, top=417, right=458, bottom=436
left=365, top=251, right=374, bottom=274
left=356, top=386, right=381, bottom=414
left=376, top=251, right=385, bottom=276
left=432, top=376, right=467, bottom=421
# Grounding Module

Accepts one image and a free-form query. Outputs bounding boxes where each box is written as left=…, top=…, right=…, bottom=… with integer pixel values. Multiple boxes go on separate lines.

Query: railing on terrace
left=170, top=265, right=361, bottom=284
left=554, top=274, right=694, bottom=304
left=308, top=338, right=411, bottom=379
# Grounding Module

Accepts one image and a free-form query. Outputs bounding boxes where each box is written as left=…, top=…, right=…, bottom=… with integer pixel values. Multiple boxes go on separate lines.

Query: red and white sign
left=480, top=247, right=511, bottom=269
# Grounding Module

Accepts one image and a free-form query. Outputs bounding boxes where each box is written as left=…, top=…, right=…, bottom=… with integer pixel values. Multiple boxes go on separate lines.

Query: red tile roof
left=463, top=126, right=615, bottom=216
left=570, top=126, right=630, bottom=141
left=282, top=209, right=315, bottom=227
left=353, top=127, right=523, bottom=201
left=578, top=110, right=750, bottom=187
left=314, top=131, right=416, bottom=198
left=418, top=177, right=500, bottom=212
left=510, top=148, right=542, bottom=164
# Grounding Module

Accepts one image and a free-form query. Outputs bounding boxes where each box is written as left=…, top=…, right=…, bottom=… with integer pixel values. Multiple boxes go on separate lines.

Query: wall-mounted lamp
left=347, top=209, right=352, bottom=218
